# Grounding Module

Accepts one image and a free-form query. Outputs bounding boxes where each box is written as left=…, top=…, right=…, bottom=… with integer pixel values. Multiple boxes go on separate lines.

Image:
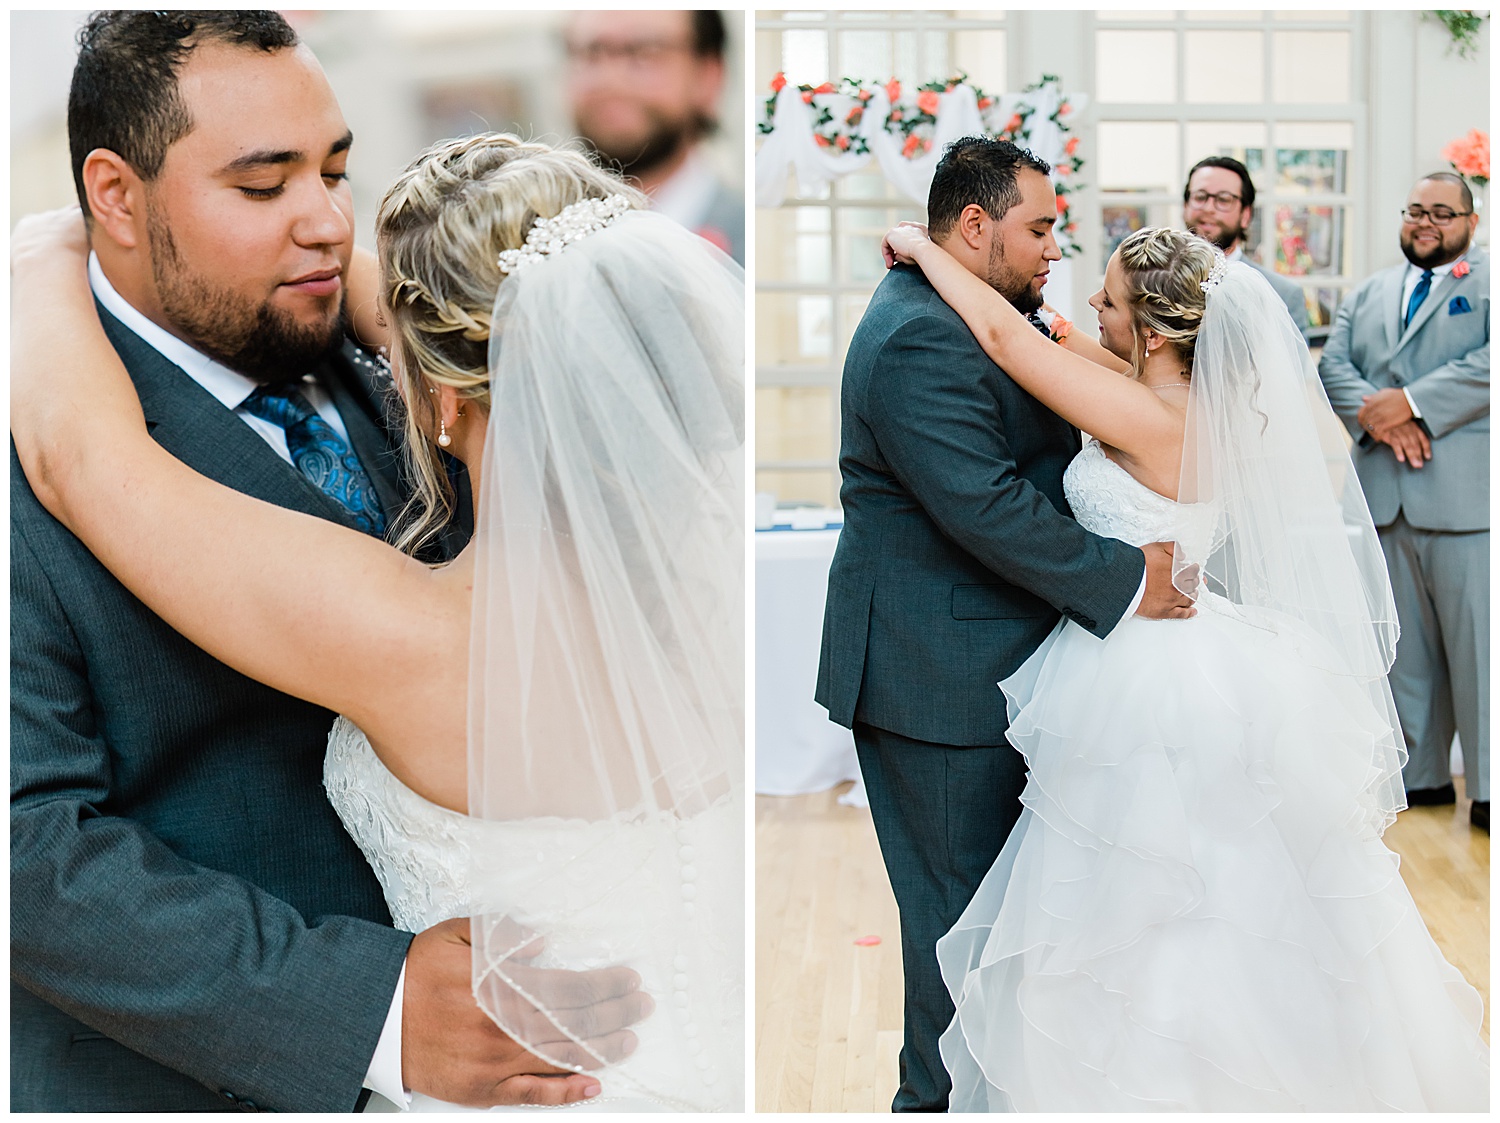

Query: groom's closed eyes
left=220, top=129, right=354, bottom=198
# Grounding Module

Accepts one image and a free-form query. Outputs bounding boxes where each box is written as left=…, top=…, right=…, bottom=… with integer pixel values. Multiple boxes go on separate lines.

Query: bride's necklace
left=1136, top=355, right=1189, bottom=392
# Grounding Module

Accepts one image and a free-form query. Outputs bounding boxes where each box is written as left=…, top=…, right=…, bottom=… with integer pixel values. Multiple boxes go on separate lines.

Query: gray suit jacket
left=1246, top=258, right=1311, bottom=337
left=11, top=309, right=462, bottom=1111
left=1317, top=247, right=1489, bottom=532
left=815, top=267, right=1144, bottom=747
left=698, top=177, right=745, bottom=266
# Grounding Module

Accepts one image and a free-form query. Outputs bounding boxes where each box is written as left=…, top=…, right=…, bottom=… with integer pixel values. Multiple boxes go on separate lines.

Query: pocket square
left=1448, top=295, right=1473, bottom=315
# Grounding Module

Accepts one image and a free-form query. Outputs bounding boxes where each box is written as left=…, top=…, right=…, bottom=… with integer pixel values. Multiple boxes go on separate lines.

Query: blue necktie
left=241, top=384, right=387, bottom=536
left=1404, top=269, right=1434, bottom=329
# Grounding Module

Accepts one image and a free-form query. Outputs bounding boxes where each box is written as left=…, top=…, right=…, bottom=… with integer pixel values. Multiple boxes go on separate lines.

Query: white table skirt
left=755, top=527, right=865, bottom=804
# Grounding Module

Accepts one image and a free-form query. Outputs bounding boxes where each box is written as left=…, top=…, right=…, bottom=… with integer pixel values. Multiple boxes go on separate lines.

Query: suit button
left=241, top=1100, right=259, bottom=1112
left=221, top=1090, right=238, bottom=1103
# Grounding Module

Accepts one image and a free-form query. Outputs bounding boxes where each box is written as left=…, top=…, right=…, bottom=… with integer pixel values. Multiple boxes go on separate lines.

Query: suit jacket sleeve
left=10, top=523, right=411, bottom=1112
left=866, top=311, right=1144, bottom=638
left=1407, top=339, right=1489, bottom=439
left=1317, top=287, right=1379, bottom=440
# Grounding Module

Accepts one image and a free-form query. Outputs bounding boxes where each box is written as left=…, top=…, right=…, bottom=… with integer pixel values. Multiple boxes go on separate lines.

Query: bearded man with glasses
left=563, top=10, right=743, bottom=265
left=1318, top=171, right=1489, bottom=832
left=1181, top=155, right=1311, bottom=338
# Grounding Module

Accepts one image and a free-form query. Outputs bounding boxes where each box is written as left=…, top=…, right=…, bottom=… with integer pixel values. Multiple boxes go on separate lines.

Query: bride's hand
left=12, top=206, right=90, bottom=273
left=882, top=221, right=932, bottom=268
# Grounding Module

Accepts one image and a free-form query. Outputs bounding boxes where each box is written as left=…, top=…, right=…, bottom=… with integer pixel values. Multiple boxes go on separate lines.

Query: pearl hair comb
left=497, top=194, right=633, bottom=274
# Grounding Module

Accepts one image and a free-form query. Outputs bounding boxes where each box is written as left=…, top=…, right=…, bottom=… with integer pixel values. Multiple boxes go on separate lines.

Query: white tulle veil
left=1175, top=261, right=1407, bottom=833
left=466, top=209, right=744, bottom=1107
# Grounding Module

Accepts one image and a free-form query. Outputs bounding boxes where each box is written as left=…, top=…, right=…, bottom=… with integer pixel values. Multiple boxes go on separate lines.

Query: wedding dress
left=324, top=717, right=743, bottom=1112
left=322, top=206, right=746, bottom=1113
left=936, top=439, right=1489, bottom=1111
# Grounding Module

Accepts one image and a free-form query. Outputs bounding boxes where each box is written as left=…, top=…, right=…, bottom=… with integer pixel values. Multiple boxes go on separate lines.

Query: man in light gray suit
left=1318, top=171, right=1488, bottom=831
left=1183, top=156, right=1310, bottom=338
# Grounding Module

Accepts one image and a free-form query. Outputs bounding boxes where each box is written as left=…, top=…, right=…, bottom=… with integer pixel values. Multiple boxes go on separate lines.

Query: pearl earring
left=438, top=417, right=452, bottom=448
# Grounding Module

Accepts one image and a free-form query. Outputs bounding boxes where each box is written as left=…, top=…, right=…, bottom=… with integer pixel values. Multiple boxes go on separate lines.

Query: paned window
left=755, top=11, right=1009, bottom=507
left=1093, top=11, right=1362, bottom=337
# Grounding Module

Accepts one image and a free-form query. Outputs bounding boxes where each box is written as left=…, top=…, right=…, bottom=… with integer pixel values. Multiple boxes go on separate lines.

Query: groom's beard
left=986, top=237, right=1044, bottom=315
left=147, top=206, right=346, bottom=387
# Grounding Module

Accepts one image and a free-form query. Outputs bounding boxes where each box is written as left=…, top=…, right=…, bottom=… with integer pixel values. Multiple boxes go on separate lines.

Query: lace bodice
left=1064, top=440, right=1216, bottom=552
left=322, top=717, right=743, bottom=1111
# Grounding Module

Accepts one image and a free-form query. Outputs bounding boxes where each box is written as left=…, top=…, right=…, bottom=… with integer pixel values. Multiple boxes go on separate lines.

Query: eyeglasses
left=564, top=38, right=695, bottom=70
left=1400, top=206, right=1472, bottom=227
left=1186, top=190, right=1243, bottom=212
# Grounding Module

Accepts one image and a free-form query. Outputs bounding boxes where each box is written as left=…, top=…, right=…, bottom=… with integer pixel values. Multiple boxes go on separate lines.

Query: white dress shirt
left=88, top=254, right=411, bottom=1111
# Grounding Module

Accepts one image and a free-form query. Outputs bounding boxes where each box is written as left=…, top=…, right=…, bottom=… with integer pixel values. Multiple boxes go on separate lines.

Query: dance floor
left=755, top=776, right=1490, bottom=1113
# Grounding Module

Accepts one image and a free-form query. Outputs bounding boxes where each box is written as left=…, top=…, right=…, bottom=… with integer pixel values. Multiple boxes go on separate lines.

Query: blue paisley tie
left=241, top=384, right=387, bottom=536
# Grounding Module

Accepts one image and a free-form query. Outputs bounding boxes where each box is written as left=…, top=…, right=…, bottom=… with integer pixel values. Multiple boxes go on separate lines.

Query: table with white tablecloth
left=755, top=523, right=865, bottom=804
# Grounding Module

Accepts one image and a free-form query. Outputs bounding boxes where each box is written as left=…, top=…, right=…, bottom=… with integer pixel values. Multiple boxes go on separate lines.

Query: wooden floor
left=755, top=776, right=1489, bottom=1113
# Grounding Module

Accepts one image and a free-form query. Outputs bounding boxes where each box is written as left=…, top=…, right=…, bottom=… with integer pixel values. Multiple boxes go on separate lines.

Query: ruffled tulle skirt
left=937, top=594, right=1488, bottom=1111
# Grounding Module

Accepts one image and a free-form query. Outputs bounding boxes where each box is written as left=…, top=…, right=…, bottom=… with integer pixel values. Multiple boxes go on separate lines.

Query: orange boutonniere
left=1452, top=260, right=1471, bottom=280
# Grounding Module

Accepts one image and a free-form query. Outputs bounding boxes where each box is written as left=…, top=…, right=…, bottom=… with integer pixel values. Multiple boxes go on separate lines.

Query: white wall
left=1368, top=11, right=1490, bottom=269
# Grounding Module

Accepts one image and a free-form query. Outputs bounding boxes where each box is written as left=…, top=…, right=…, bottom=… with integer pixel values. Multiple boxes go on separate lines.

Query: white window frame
left=754, top=11, right=1011, bottom=507
left=1087, top=11, right=1368, bottom=338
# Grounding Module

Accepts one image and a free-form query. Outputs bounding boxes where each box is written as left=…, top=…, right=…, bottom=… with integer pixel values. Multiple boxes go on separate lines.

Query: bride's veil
left=1176, top=261, right=1406, bottom=833
left=466, top=210, right=744, bottom=1104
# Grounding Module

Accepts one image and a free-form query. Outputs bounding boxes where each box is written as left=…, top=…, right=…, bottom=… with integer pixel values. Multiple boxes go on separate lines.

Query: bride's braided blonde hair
left=1114, top=227, right=1220, bottom=378
left=375, top=133, right=647, bottom=554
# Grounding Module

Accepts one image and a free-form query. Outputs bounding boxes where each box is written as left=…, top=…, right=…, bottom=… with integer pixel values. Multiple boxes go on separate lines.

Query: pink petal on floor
left=854, top=935, right=882, bottom=946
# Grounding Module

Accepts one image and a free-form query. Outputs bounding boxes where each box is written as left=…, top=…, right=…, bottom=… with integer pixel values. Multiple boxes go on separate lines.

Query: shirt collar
left=1407, top=255, right=1460, bottom=280
left=88, top=253, right=262, bottom=411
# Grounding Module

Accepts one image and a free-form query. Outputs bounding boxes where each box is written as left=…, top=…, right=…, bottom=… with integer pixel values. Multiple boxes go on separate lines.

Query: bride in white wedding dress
left=884, top=222, right=1488, bottom=1111
left=12, top=135, right=744, bottom=1112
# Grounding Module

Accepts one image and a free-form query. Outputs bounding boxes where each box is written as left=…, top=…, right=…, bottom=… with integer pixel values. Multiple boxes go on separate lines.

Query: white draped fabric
left=755, top=79, right=1088, bottom=209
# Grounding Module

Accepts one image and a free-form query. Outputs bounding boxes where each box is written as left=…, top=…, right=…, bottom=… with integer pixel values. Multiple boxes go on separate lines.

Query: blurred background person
left=1182, top=155, right=1311, bottom=337
left=1318, top=171, right=1489, bottom=831
left=565, top=10, right=744, bottom=264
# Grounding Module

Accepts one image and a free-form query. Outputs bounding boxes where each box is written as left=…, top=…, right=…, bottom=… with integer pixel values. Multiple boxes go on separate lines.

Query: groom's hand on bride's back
left=1136, top=541, right=1198, bottom=620
left=402, top=915, right=654, bottom=1107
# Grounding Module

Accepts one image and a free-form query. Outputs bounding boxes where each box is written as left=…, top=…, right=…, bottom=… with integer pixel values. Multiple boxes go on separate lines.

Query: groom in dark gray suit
left=12, top=11, right=641, bottom=1111
left=816, top=138, right=1192, bottom=1112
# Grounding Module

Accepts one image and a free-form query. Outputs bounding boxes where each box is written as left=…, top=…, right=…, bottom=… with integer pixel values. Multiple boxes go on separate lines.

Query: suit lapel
left=1394, top=246, right=1487, bottom=357
left=1380, top=266, right=1405, bottom=353
left=101, top=306, right=374, bottom=532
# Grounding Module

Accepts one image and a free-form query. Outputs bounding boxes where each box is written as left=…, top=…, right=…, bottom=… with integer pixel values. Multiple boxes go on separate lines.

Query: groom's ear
left=80, top=149, right=146, bottom=251
left=955, top=203, right=989, bottom=252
